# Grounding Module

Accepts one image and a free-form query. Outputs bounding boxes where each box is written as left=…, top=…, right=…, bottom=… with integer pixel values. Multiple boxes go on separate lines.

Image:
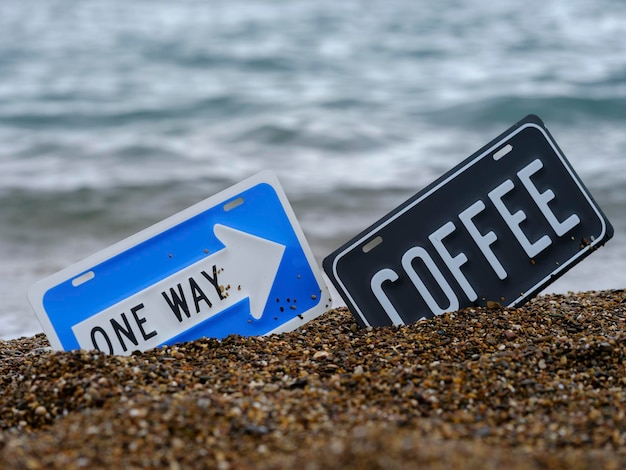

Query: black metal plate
left=323, top=115, right=614, bottom=327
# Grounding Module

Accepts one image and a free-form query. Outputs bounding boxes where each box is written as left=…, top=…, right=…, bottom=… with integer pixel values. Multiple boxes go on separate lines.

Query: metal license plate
left=29, top=171, right=330, bottom=355
left=323, top=115, right=613, bottom=328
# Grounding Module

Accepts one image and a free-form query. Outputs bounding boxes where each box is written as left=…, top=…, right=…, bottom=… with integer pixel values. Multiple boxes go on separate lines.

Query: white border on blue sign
left=28, top=171, right=330, bottom=351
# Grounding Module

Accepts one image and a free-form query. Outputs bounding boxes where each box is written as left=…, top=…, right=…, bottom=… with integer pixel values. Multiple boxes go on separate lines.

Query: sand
left=1, top=290, right=625, bottom=469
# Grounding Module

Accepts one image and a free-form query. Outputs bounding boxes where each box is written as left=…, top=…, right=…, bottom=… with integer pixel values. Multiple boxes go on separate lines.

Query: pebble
left=0, top=290, right=625, bottom=469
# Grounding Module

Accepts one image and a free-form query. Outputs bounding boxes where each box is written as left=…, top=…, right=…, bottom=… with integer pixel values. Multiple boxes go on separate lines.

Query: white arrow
left=71, top=224, right=285, bottom=355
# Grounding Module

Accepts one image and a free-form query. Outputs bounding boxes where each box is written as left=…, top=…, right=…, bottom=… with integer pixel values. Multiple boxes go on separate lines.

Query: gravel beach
left=1, top=290, right=625, bottom=469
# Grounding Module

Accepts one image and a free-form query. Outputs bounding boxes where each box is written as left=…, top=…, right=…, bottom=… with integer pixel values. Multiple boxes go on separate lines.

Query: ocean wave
left=0, top=94, right=261, bottom=129
left=428, top=95, right=626, bottom=128
left=0, top=183, right=219, bottom=244
left=231, top=121, right=389, bottom=152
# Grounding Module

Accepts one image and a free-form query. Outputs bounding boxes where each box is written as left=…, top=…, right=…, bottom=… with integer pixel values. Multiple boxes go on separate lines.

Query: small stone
left=313, top=350, right=331, bottom=360
left=243, top=424, right=269, bottom=435
left=352, top=365, right=365, bottom=377
left=262, top=383, right=280, bottom=392
left=128, top=408, right=148, bottom=418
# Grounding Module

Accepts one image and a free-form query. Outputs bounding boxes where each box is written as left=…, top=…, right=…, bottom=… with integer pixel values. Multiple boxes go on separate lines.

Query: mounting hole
left=72, top=271, right=95, bottom=287
left=223, top=197, right=244, bottom=211
left=362, top=236, right=383, bottom=253
left=493, top=144, right=513, bottom=161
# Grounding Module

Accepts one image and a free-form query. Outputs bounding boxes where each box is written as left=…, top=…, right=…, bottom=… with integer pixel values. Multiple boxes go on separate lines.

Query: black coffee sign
left=324, top=115, right=613, bottom=327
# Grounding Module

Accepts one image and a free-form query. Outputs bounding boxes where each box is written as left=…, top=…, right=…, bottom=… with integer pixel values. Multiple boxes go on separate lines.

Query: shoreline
left=1, top=289, right=625, bottom=468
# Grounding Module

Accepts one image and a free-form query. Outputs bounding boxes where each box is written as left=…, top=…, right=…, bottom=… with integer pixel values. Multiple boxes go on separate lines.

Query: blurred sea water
left=1, top=0, right=625, bottom=339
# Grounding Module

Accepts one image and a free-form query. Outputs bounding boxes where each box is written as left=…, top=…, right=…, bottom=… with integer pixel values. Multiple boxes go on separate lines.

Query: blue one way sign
left=29, top=172, right=330, bottom=355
